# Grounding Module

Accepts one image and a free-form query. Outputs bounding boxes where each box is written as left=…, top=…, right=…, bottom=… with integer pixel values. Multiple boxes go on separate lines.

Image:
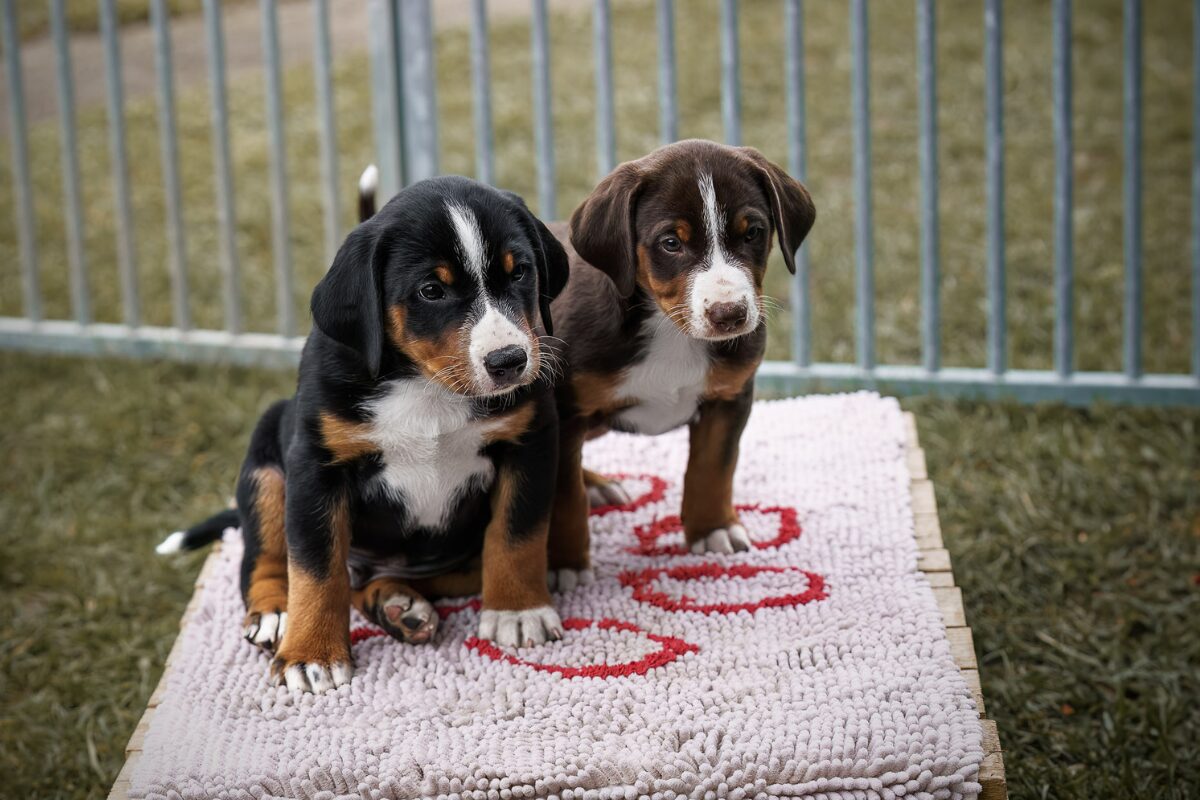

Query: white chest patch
left=361, top=380, right=501, bottom=530
left=613, top=310, right=711, bottom=435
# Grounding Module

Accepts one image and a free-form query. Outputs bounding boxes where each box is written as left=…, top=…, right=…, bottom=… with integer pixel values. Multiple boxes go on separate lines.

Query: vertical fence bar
left=985, top=0, right=1005, bottom=375
left=1194, top=0, right=1200, bottom=380
left=313, top=0, right=341, bottom=266
left=151, top=0, right=190, bottom=331
left=469, top=0, right=495, bottom=185
left=261, top=0, right=295, bottom=337
left=785, top=0, right=810, bottom=368
left=368, top=0, right=402, bottom=199
left=51, top=0, right=90, bottom=325
left=720, top=0, right=741, bottom=146
left=657, top=0, right=678, bottom=145
left=1, top=0, right=39, bottom=322
left=531, top=0, right=557, bottom=218
left=851, top=0, right=875, bottom=371
left=398, top=0, right=439, bottom=183
left=1053, top=0, right=1073, bottom=378
left=917, top=0, right=939, bottom=372
left=594, top=0, right=616, bottom=177
left=100, top=0, right=140, bottom=327
left=203, top=0, right=241, bottom=333
left=1123, top=0, right=1142, bottom=379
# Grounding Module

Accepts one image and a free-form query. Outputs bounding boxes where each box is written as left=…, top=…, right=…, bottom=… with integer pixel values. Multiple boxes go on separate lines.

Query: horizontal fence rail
left=0, top=0, right=1197, bottom=407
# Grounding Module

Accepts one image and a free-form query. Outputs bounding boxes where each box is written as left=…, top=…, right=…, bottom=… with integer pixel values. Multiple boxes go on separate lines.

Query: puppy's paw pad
left=478, top=606, right=563, bottom=648
left=382, top=593, right=438, bottom=644
left=547, top=567, right=595, bottom=592
left=244, top=611, right=288, bottom=651
left=586, top=480, right=632, bottom=508
left=272, top=659, right=353, bottom=693
left=689, top=524, right=751, bottom=555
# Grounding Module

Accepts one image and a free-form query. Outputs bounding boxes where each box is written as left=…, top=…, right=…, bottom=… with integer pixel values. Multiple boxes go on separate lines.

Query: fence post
left=398, top=0, right=439, bottom=184
left=0, top=0, right=40, bottom=323
left=368, top=0, right=403, bottom=199
left=985, top=0, right=1005, bottom=376
left=1053, top=0, right=1074, bottom=379
left=851, top=0, right=875, bottom=371
left=785, top=0, right=810, bottom=369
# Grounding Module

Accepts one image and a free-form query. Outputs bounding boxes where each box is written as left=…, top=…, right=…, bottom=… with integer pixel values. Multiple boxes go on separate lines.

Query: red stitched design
left=627, top=503, right=803, bottom=556
left=618, top=563, right=828, bottom=614
left=465, top=617, right=699, bottom=678
left=588, top=473, right=670, bottom=517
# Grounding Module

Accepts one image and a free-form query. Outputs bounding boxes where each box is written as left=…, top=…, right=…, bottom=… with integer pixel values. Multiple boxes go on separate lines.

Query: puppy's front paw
left=689, top=523, right=752, bottom=554
left=586, top=478, right=632, bottom=509
left=244, top=611, right=288, bottom=652
left=270, top=654, right=353, bottom=693
left=477, top=606, right=564, bottom=648
left=547, top=567, right=595, bottom=592
left=377, top=592, right=438, bottom=644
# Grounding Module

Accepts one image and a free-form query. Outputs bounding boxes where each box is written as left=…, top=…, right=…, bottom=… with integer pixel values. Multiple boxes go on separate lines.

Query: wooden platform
left=109, top=412, right=1007, bottom=800
left=904, top=412, right=1008, bottom=800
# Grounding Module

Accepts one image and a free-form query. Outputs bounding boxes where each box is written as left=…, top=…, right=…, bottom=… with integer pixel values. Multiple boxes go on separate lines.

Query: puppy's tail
left=156, top=507, right=240, bottom=555
left=358, top=163, right=379, bottom=222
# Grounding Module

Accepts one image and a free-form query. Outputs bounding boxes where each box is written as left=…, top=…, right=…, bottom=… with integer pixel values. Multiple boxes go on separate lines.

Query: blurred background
left=0, top=1, right=1197, bottom=797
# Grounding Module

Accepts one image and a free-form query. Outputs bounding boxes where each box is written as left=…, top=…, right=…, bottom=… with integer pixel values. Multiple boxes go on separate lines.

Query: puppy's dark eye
left=418, top=282, right=446, bottom=301
left=660, top=235, right=682, bottom=253
left=745, top=224, right=764, bottom=242
left=511, top=263, right=527, bottom=282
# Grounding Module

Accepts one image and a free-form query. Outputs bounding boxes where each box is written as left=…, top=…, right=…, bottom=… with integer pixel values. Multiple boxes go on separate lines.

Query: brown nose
left=705, top=301, right=748, bottom=333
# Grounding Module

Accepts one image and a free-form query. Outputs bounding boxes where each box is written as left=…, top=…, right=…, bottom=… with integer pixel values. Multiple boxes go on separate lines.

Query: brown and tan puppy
left=545, top=139, right=815, bottom=587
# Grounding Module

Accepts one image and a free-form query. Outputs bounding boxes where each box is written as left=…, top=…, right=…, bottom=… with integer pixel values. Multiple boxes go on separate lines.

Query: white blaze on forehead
left=446, top=201, right=488, bottom=281
left=689, top=172, right=759, bottom=336
left=698, top=172, right=724, bottom=258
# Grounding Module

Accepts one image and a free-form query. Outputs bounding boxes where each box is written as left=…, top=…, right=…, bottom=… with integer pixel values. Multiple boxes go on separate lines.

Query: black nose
left=483, top=345, right=528, bottom=383
left=705, top=301, right=749, bottom=333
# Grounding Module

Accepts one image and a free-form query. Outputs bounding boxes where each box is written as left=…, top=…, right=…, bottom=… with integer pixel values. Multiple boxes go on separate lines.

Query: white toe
left=330, top=662, right=353, bottom=687
left=480, top=605, right=563, bottom=648
left=727, top=523, right=752, bottom=551
left=155, top=531, right=185, bottom=555
left=691, top=527, right=741, bottom=554
left=305, top=664, right=335, bottom=693
left=284, top=664, right=308, bottom=692
left=549, top=568, right=594, bottom=593
left=478, top=609, right=498, bottom=641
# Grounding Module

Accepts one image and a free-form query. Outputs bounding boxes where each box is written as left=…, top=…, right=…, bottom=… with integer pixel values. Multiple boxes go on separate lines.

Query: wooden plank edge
left=906, top=412, right=1009, bottom=799
left=110, top=546, right=222, bottom=798
left=979, top=719, right=1007, bottom=800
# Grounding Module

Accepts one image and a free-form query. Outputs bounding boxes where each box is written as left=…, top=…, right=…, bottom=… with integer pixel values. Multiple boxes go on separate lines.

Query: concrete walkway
left=0, top=0, right=574, bottom=128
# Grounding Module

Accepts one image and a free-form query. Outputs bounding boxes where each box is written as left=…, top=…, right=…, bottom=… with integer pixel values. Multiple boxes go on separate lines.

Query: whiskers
left=535, top=334, right=568, bottom=385
left=758, top=293, right=786, bottom=323
left=425, top=355, right=472, bottom=396
left=654, top=302, right=694, bottom=338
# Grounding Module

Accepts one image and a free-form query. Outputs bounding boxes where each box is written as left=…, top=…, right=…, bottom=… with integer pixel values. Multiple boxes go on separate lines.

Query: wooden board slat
left=961, top=668, right=986, bottom=717
left=979, top=719, right=1008, bottom=800
left=911, top=479, right=938, bottom=515
left=933, top=586, right=967, bottom=627
left=917, top=547, right=952, bottom=572
left=945, top=626, right=978, bottom=671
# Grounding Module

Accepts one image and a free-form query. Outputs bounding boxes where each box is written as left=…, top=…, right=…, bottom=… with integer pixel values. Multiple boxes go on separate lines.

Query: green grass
left=2, top=352, right=1197, bottom=799
left=7, top=0, right=252, bottom=42
left=1, top=1, right=1198, bottom=798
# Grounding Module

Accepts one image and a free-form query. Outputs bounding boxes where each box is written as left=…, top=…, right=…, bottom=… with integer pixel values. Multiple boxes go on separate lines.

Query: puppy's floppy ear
left=501, top=190, right=570, bottom=335
left=310, top=222, right=387, bottom=377
left=739, top=146, right=816, bottom=275
left=569, top=161, right=642, bottom=298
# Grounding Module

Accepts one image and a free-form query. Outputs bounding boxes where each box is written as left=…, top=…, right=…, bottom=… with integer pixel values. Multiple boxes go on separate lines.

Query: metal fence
left=1, top=0, right=1198, bottom=405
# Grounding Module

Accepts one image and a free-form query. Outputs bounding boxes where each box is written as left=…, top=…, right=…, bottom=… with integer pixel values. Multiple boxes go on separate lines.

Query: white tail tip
left=156, top=531, right=186, bottom=555
left=359, top=163, right=379, bottom=195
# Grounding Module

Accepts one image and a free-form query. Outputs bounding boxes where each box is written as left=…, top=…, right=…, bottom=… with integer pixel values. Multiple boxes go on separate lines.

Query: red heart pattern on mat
left=350, top=474, right=826, bottom=677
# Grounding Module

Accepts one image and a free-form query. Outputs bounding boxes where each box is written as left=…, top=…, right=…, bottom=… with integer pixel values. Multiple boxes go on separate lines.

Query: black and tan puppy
left=545, top=140, right=815, bottom=586
left=163, top=174, right=570, bottom=692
